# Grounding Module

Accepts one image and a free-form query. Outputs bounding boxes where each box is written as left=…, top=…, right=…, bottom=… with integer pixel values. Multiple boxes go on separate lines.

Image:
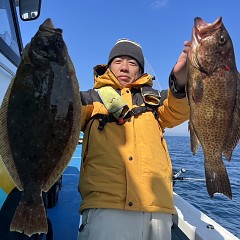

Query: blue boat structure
left=0, top=1, right=239, bottom=239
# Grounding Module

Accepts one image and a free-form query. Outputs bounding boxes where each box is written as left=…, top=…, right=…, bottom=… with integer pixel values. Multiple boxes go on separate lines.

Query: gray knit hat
left=108, top=38, right=144, bottom=73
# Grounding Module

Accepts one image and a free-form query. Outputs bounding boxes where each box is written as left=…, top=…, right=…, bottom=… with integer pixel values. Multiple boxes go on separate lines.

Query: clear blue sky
left=18, top=0, right=240, bottom=136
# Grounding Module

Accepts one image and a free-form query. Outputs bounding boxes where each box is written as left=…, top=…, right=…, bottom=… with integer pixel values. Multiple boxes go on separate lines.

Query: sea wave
left=165, top=136, right=240, bottom=238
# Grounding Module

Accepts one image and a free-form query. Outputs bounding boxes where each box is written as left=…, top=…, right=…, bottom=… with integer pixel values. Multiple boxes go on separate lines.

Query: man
left=78, top=38, right=190, bottom=240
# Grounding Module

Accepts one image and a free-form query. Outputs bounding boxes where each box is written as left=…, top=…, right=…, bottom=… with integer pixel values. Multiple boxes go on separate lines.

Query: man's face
left=110, top=56, right=142, bottom=86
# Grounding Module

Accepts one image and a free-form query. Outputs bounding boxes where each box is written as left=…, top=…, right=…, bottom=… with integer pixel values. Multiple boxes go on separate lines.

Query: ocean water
left=165, top=136, right=240, bottom=238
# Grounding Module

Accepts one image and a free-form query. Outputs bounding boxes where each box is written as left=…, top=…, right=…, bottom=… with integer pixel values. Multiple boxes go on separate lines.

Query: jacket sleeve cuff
left=169, top=68, right=186, bottom=99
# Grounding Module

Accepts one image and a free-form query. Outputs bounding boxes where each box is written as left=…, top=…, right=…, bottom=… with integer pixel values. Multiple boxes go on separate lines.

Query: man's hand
left=173, top=41, right=191, bottom=86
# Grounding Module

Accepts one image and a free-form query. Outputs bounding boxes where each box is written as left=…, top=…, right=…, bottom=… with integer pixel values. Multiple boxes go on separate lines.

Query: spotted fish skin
left=0, top=19, right=81, bottom=236
left=187, top=17, right=240, bottom=199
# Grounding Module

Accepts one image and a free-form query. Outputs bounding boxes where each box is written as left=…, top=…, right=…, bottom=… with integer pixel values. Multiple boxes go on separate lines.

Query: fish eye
left=219, top=35, right=226, bottom=44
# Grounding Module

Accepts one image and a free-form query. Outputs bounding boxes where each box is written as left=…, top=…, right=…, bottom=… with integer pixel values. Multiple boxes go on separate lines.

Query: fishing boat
left=0, top=1, right=239, bottom=239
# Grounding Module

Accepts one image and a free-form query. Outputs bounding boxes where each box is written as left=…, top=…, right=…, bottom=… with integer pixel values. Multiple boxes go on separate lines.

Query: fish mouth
left=188, top=17, right=223, bottom=74
left=190, top=17, right=223, bottom=54
left=26, top=18, right=64, bottom=65
left=39, top=18, right=63, bottom=35
left=193, top=16, right=222, bottom=41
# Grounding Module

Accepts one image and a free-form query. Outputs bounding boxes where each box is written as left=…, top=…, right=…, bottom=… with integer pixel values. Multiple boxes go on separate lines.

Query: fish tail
left=10, top=192, right=48, bottom=237
left=205, top=161, right=232, bottom=199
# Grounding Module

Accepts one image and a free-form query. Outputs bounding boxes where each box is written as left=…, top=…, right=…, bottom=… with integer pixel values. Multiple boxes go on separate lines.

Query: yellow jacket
left=0, top=156, right=15, bottom=194
left=79, top=65, right=190, bottom=214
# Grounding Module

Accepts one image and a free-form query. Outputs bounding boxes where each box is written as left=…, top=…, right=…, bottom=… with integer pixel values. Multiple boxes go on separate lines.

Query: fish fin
left=0, top=78, right=23, bottom=190
left=205, top=158, right=232, bottom=199
left=223, top=74, right=240, bottom=161
left=189, top=121, right=200, bottom=154
left=223, top=150, right=233, bottom=162
left=191, top=75, right=204, bottom=103
left=10, top=191, right=47, bottom=237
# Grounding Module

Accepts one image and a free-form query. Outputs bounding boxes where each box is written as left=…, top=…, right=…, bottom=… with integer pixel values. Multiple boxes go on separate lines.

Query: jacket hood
left=93, top=64, right=154, bottom=89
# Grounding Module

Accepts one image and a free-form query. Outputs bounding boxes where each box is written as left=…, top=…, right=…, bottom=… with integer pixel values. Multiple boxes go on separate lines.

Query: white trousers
left=78, top=208, right=172, bottom=240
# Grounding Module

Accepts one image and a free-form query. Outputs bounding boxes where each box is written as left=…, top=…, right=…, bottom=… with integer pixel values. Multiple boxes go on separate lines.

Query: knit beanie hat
left=108, top=38, right=144, bottom=73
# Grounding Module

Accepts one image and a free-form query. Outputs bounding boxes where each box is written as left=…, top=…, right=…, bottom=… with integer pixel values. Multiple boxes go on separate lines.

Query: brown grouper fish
left=187, top=17, right=240, bottom=199
left=0, top=19, right=81, bottom=236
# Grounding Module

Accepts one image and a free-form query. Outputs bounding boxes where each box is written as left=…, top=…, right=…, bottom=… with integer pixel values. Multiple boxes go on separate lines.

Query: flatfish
left=0, top=18, right=81, bottom=236
left=187, top=17, right=240, bottom=199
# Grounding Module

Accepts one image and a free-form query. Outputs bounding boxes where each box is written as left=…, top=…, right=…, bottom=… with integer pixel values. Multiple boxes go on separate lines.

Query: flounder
left=0, top=18, right=81, bottom=236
